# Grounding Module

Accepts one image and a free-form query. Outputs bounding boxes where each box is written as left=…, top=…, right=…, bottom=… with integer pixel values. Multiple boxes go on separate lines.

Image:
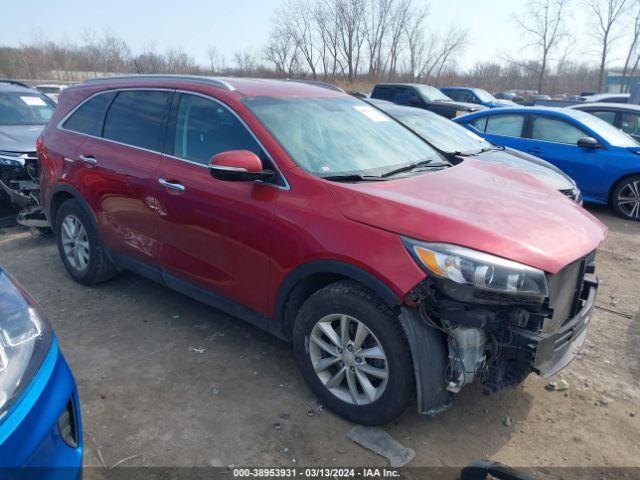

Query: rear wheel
left=55, top=199, right=117, bottom=285
left=612, top=175, right=640, bottom=220
left=293, top=281, right=413, bottom=425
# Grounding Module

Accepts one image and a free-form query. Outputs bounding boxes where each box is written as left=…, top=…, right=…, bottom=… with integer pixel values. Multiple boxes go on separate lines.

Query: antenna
left=133, top=59, right=142, bottom=75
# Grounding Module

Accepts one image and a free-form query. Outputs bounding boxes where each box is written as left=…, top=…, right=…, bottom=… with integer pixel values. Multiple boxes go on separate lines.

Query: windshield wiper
left=322, top=174, right=386, bottom=182
left=379, top=159, right=437, bottom=178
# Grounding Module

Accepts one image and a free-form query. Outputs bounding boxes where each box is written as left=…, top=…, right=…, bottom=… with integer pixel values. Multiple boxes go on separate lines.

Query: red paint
left=39, top=77, right=607, bottom=320
left=210, top=150, right=263, bottom=172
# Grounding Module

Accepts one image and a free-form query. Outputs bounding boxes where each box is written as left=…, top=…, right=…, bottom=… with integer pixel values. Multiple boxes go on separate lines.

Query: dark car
left=0, top=81, right=55, bottom=212
left=38, top=75, right=605, bottom=425
left=496, top=91, right=525, bottom=103
left=367, top=99, right=582, bottom=202
left=569, top=102, right=640, bottom=141
left=370, top=83, right=485, bottom=118
left=440, top=87, right=516, bottom=108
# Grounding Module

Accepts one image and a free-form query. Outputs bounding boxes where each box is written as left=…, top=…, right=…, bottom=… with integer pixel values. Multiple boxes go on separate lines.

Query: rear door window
left=530, top=116, right=586, bottom=144
left=63, top=92, right=115, bottom=136
left=103, top=90, right=172, bottom=151
left=372, top=86, right=393, bottom=101
left=392, top=87, right=415, bottom=105
left=620, top=112, right=640, bottom=137
left=484, top=114, right=525, bottom=137
left=587, top=110, right=616, bottom=125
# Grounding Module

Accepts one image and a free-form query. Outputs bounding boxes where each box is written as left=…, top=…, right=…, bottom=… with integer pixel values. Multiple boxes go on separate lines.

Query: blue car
left=0, top=268, right=82, bottom=479
left=441, top=87, right=516, bottom=108
left=454, top=106, right=640, bottom=220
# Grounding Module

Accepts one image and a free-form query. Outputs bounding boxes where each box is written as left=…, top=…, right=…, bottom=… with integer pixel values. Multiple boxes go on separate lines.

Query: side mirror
left=577, top=136, right=601, bottom=149
left=209, top=150, right=274, bottom=182
left=408, top=96, right=421, bottom=106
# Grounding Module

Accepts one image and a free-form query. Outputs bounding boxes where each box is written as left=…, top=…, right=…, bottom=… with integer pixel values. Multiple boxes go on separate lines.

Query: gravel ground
left=0, top=203, right=638, bottom=478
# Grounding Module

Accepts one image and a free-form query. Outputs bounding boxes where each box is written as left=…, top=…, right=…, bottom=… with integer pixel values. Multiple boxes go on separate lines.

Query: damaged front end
left=0, top=151, right=48, bottom=228
left=399, top=239, right=597, bottom=416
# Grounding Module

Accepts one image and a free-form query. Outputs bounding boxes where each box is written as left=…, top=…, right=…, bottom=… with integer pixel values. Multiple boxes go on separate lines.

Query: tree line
left=1, top=0, right=640, bottom=94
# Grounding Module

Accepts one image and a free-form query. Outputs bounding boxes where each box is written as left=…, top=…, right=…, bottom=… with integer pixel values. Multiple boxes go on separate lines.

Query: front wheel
left=612, top=175, right=640, bottom=220
left=55, top=199, right=117, bottom=285
left=293, top=281, right=413, bottom=425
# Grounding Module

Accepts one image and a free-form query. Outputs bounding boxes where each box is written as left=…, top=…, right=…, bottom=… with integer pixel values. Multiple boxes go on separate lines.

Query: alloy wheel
left=308, top=313, right=389, bottom=405
left=61, top=215, right=90, bottom=272
left=617, top=180, right=640, bottom=219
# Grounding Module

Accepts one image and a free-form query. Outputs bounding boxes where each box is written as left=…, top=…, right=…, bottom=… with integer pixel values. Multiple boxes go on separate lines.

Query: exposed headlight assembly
left=0, top=270, right=52, bottom=418
left=403, top=239, right=549, bottom=300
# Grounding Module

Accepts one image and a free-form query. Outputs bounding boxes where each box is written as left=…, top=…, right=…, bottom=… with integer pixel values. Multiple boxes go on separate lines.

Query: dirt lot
left=0, top=204, right=639, bottom=475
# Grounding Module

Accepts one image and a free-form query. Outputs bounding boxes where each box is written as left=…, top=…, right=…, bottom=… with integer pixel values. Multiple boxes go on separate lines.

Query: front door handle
left=158, top=178, right=186, bottom=192
left=78, top=154, right=97, bottom=165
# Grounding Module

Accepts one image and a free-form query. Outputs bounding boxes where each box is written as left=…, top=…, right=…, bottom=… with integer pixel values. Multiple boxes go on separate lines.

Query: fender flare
left=47, top=184, right=100, bottom=235
left=274, top=259, right=401, bottom=323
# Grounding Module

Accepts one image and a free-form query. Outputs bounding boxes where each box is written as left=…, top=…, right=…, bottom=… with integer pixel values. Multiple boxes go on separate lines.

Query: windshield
left=415, top=85, right=452, bottom=102
left=395, top=110, right=493, bottom=154
left=243, top=96, right=446, bottom=177
left=473, top=89, right=496, bottom=103
left=573, top=110, right=640, bottom=147
left=0, top=92, right=54, bottom=125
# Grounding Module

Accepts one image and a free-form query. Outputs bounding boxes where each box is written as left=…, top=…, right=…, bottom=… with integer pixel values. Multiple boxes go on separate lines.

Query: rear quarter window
left=62, top=92, right=115, bottom=136
left=484, top=114, right=525, bottom=137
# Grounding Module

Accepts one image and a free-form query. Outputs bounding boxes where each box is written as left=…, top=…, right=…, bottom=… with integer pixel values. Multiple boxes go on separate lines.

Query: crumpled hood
left=328, top=160, right=607, bottom=274
left=0, top=125, right=44, bottom=153
left=475, top=148, right=575, bottom=191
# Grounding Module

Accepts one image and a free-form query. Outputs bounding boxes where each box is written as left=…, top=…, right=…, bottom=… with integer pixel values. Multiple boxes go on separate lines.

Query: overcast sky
left=0, top=0, right=622, bottom=70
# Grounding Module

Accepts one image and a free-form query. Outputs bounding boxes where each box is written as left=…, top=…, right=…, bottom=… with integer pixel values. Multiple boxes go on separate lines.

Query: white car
left=35, top=84, right=68, bottom=103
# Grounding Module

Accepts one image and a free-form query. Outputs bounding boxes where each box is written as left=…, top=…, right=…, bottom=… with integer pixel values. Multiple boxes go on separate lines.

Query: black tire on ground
left=293, top=280, right=415, bottom=425
left=55, top=199, right=117, bottom=285
left=611, top=175, right=640, bottom=221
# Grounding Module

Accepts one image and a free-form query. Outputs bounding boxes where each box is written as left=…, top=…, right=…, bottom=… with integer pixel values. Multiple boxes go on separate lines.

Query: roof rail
left=0, top=79, right=33, bottom=89
left=285, top=79, right=345, bottom=93
left=83, top=74, right=235, bottom=91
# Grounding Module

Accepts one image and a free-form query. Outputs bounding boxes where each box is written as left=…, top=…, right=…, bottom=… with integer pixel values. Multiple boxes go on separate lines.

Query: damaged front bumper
left=0, top=151, right=50, bottom=228
left=401, top=252, right=598, bottom=416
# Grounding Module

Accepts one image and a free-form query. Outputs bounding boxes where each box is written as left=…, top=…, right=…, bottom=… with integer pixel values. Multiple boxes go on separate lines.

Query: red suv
left=38, top=76, right=607, bottom=425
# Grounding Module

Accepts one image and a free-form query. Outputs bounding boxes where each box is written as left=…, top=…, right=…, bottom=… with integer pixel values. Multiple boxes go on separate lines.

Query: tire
left=55, top=199, right=117, bottom=285
left=293, top=280, right=413, bottom=425
left=611, top=175, right=640, bottom=221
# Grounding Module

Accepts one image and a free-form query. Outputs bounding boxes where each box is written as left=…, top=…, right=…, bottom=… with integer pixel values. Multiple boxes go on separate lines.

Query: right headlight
left=0, top=270, right=52, bottom=418
left=403, top=239, right=549, bottom=300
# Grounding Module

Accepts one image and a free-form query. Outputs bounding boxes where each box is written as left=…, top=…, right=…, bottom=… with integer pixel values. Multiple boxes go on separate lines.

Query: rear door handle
left=158, top=178, right=186, bottom=192
left=78, top=154, right=97, bottom=165
left=528, top=147, right=543, bottom=155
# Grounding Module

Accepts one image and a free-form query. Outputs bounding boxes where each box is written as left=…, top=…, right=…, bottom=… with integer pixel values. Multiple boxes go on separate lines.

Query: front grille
left=545, top=251, right=595, bottom=332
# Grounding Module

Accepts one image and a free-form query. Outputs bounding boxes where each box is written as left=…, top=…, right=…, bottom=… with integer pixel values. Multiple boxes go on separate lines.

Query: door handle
left=158, top=178, right=186, bottom=192
left=528, top=147, right=543, bottom=155
left=78, top=154, right=97, bottom=165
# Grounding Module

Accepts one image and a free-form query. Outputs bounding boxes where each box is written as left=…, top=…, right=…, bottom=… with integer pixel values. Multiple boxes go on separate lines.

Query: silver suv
left=0, top=80, right=55, bottom=216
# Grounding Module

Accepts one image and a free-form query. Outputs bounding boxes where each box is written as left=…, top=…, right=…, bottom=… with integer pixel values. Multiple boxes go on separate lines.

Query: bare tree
left=364, top=0, right=393, bottom=78
left=206, top=46, right=224, bottom=72
left=264, top=27, right=301, bottom=77
left=419, top=28, right=468, bottom=83
left=276, top=0, right=319, bottom=78
left=588, top=0, right=629, bottom=91
left=515, top=0, right=570, bottom=92
left=404, top=4, right=428, bottom=80
left=620, top=0, right=640, bottom=91
left=336, top=0, right=366, bottom=81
